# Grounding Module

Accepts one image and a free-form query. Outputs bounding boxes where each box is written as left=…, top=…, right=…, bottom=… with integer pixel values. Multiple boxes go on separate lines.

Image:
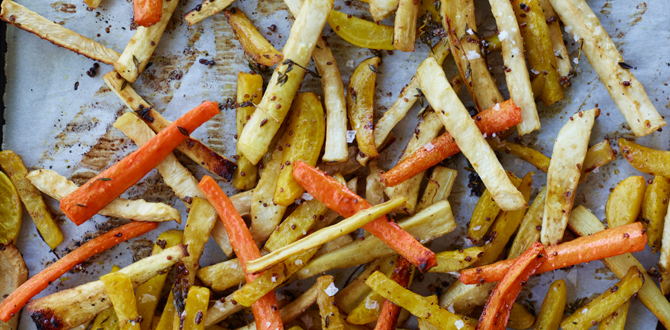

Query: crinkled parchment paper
left=3, top=0, right=670, bottom=329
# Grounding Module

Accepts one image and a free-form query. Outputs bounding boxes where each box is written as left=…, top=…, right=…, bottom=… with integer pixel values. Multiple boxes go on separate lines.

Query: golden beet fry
left=347, top=57, right=381, bottom=160
left=606, top=176, right=645, bottom=229
left=233, top=72, right=263, bottom=190
left=223, top=8, right=282, bottom=66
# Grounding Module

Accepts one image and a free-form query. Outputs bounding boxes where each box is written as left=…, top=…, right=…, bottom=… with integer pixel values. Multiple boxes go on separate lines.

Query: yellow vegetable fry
left=438, top=281, right=495, bottom=315
left=335, top=256, right=397, bottom=314
left=182, top=287, right=210, bottom=330
left=509, top=303, right=535, bottom=329
left=328, top=10, right=394, bottom=50
left=598, top=300, right=629, bottom=330
left=560, top=267, right=643, bottom=330
left=532, top=279, right=566, bottom=330
left=223, top=8, right=282, bottom=67
left=475, top=172, right=532, bottom=266
left=508, top=186, right=547, bottom=259
left=484, top=34, right=501, bottom=51
left=184, top=0, right=234, bottom=26
left=429, top=247, right=484, bottom=273
left=467, top=172, right=523, bottom=244
left=394, top=0, right=419, bottom=52
left=419, top=0, right=440, bottom=21
left=0, top=150, right=62, bottom=249
left=101, top=273, right=141, bottom=330
left=317, top=276, right=345, bottom=330
left=488, top=139, right=551, bottom=172
left=246, top=196, right=407, bottom=273
left=135, top=230, right=183, bottom=330
left=236, top=283, right=319, bottom=330
left=233, top=72, right=263, bottom=190
left=567, top=206, right=670, bottom=327
left=580, top=140, right=616, bottom=181
left=347, top=291, right=385, bottom=325
left=316, top=235, right=354, bottom=258
left=642, top=176, right=670, bottom=252
left=531, top=75, right=546, bottom=100
left=274, top=93, right=326, bottom=206
left=606, top=176, right=645, bottom=228
left=348, top=57, right=381, bottom=161
left=0, top=169, right=23, bottom=245
left=619, top=138, right=670, bottom=176
left=91, top=265, right=122, bottom=330
left=251, top=141, right=288, bottom=243
left=365, top=272, right=474, bottom=330
left=183, top=198, right=218, bottom=275
left=510, top=0, right=563, bottom=106
left=196, top=259, right=244, bottom=292
left=417, top=167, right=458, bottom=212
left=537, top=0, right=570, bottom=77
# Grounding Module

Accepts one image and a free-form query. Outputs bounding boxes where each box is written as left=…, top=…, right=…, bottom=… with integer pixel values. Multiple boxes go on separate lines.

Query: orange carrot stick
left=134, top=0, right=162, bottom=27
left=292, top=161, right=437, bottom=272
left=381, top=99, right=522, bottom=187
left=374, top=256, right=413, bottom=330
left=61, top=101, right=219, bottom=225
left=459, top=222, right=646, bottom=284
left=477, top=242, right=546, bottom=330
left=198, top=175, right=283, bottom=330
left=0, top=221, right=158, bottom=322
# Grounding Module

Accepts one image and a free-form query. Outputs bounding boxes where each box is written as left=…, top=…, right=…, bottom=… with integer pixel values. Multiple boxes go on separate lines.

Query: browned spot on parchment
left=51, top=1, right=76, bottom=13
left=630, top=2, right=647, bottom=26
left=600, top=0, right=612, bottom=15
left=130, top=238, right=154, bottom=262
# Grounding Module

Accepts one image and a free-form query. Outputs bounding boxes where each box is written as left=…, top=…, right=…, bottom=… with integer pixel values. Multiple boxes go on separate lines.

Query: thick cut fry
left=114, top=0, right=179, bottom=82
left=0, top=0, right=120, bottom=64
left=619, top=138, right=670, bottom=176
left=182, top=287, right=209, bottom=330
left=441, top=0, right=503, bottom=111
left=0, top=245, right=28, bottom=330
left=196, top=259, right=243, bottom=292
left=468, top=172, right=523, bottom=244
left=560, top=267, right=642, bottom=330
left=417, top=57, right=525, bottom=211
left=537, top=0, right=570, bottom=77
left=101, top=273, right=141, bottom=330
left=365, top=272, right=474, bottom=330
left=347, top=260, right=399, bottom=325
left=134, top=0, right=162, bottom=27
left=293, top=162, right=438, bottom=272
left=234, top=73, right=263, bottom=190
left=567, top=206, right=670, bottom=328
left=61, top=102, right=219, bottom=225
left=0, top=222, right=159, bottom=322
left=184, top=0, right=235, bottom=26
left=348, top=57, right=381, bottom=160
left=488, top=139, right=551, bottom=172
left=642, top=176, right=670, bottom=253
left=370, top=0, right=399, bottom=21
left=374, top=256, right=413, bottom=330
left=103, top=72, right=236, bottom=181
left=381, top=100, right=523, bottom=187
left=299, top=200, right=454, bottom=277
left=511, top=0, right=563, bottom=106
left=316, top=276, right=345, bottom=330
left=581, top=140, right=616, bottom=181
left=0, top=151, right=62, bottom=249
left=0, top=173, right=21, bottom=246
left=509, top=186, right=547, bottom=258
left=224, top=9, right=282, bottom=66
left=532, top=279, right=565, bottom=330
left=459, top=222, right=646, bottom=284
left=394, top=0, right=419, bottom=51
left=417, top=167, right=458, bottom=212
left=541, top=108, right=598, bottom=246
left=314, top=42, right=348, bottom=163
left=660, top=210, right=670, bottom=288
left=328, top=10, right=394, bottom=50
left=91, top=289, right=120, bottom=330
left=335, top=256, right=397, bottom=314
left=606, top=176, right=645, bottom=228
left=251, top=144, right=288, bottom=243
left=429, top=247, right=484, bottom=273
left=598, top=300, right=629, bottom=330
left=275, top=93, right=326, bottom=206
left=489, top=0, right=539, bottom=135
left=237, top=0, right=334, bottom=165
left=549, top=0, right=665, bottom=136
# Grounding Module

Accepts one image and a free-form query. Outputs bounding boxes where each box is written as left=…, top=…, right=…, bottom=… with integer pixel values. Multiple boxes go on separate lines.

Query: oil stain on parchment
left=51, top=1, right=76, bottom=13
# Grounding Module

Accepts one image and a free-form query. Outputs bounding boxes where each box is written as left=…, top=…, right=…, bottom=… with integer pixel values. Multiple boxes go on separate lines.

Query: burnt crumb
left=156, top=239, right=167, bottom=249
left=86, top=63, right=100, bottom=77
left=195, top=311, right=203, bottom=325
left=220, top=98, right=236, bottom=110
left=466, top=165, right=485, bottom=197
left=198, top=58, right=216, bottom=67
left=136, top=105, right=155, bottom=123
left=267, top=24, right=277, bottom=32
left=74, top=82, right=79, bottom=90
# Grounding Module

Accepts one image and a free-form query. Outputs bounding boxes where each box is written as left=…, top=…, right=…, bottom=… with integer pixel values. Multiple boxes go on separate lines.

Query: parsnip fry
left=101, top=273, right=141, bottom=330
left=237, top=0, right=334, bottom=164
left=0, top=0, right=120, bottom=64
left=537, top=0, right=570, bottom=77
left=251, top=143, right=288, bottom=243
left=429, top=247, right=484, bottom=273
left=489, top=0, right=539, bottom=135
left=642, top=176, right=670, bottom=253
left=508, top=186, right=547, bottom=258
left=417, top=166, right=458, bottom=212
left=234, top=73, right=263, bottom=190
left=184, top=0, right=235, bottom=26
left=0, top=245, right=28, bottom=330
left=366, top=161, right=386, bottom=206
left=467, top=172, right=523, bottom=243
left=316, top=276, right=345, bottom=330
left=532, top=279, right=565, bottom=330
left=598, top=300, right=629, bottom=330
left=580, top=140, right=616, bottom=181
left=606, top=176, right=645, bottom=228
left=417, top=57, right=525, bottom=211
left=224, top=8, right=282, bottom=66
left=541, top=109, right=598, bottom=246
left=335, top=256, right=397, bottom=314
left=202, top=293, right=244, bottom=328
left=549, top=0, right=665, bottom=137
left=370, top=0, right=399, bottom=21
left=438, top=281, right=495, bottom=316
left=246, top=196, right=407, bottom=273
left=348, top=57, right=381, bottom=161
left=182, top=287, right=209, bottom=330
left=394, top=0, right=419, bottom=52
left=26, top=169, right=180, bottom=223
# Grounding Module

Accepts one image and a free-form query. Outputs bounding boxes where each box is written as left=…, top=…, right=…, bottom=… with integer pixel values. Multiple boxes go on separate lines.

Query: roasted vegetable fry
left=619, top=138, right=670, bottom=176
left=642, top=176, right=670, bottom=252
left=366, top=161, right=386, bottom=205
left=182, top=287, right=209, bottom=330
left=537, top=0, right=570, bottom=77
left=581, top=140, right=616, bottom=181
left=394, top=0, right=419, bottom=51
left=460, top=222, right=646, bottom=284
left=370, top=0, right=399, bottom=21
left=251, top=142, right=288, bottom=243
left=0, top=150, right=62, bottom=249
left=438, top=281, right=494, bottom=315
left=0, top=244, right=28, bottom=330
left=133, top=0, right=162, bottom=27
left=373, top=256, right=414, bottom=330
left=488, top=139, right=551, bottom=172
left=185, top=0, right=235, bottom=25
left=238, top=283, right=319, bottom=330
left=467, top=172, right=523, bottom=244
left=234, top=72, right=263, bottom=190
left=606, top=176, right=645, bottom=228
left=335, top=256, right=397, bottom=314
left=541, top=108, right=599, bottom=246
left=508, top=304, right=535, bottom=330
left=348, top=57, right=381, bottom=161
left=100, top=273, right=141, bottom=330
left=0, top=171, right=22, bottom=245
left=416, top=167, right=458, bottom=212
left=328, top=10, right=394, bottom=50
left=532, top=279, right=566, bottom=330
left=274, top=93, right=326, bottom=206
left=91, top=285, right=120, bottom=330
left=429, top=247, right=484, bottom=273
left=508, top=186, right=547, bottom=258
left=237, top=0, right=334, bottom=165
left=202, top=293, right=244, bottom=328
left=348, top=283, right=390, bottom=324
left=196, top=259, right=243, bottom=292
left=316, top=276, right=345, bottom=330
left=560, top=267, right=642, bottom=330
left=224, top=9, right=282, bottom=66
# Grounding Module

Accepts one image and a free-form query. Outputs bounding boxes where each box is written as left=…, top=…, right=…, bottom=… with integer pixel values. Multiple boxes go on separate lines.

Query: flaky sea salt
left=266, top=322, right=272, bottom=328
left=346, top=130, right=356, bottom=143
left=565, top=26, right=573, bottom=33
left=365, top=297, right=379, bottom=310
left=447, top=304, right=455, bottom=313
left=424, top=142, right=434, bottom=151
left=346, top=60, right=355, bottom=68
left=295, top=259, right=303, bottom=266
left=455, top=320, right=465, bottom=330
left=573, top=57, right=580, bottom=64
left=301, top=192, right=314, bottom=201
left=531, top=69, right=540, bottom=74
left=511, top=47, right=520, bottom=56
left=141, top=294, right=157, bottom=303
left=493, top=103, right=501, bottom=111
left=473, top=225, right=481, bottom=231
left=231, top=262, right=238, bottom=269
left=325, top=282, right=339, bottom=296
left=498, top=30, right=509, bottom=41
left=466, top=28, right=475, bottom=35
left=466, top=50, right=481, bottom=60
left=582, top=308, right=588, bottom=314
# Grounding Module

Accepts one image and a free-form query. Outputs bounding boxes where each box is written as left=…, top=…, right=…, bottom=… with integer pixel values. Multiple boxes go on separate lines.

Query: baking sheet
left=3, top=0, right=670, bottom=329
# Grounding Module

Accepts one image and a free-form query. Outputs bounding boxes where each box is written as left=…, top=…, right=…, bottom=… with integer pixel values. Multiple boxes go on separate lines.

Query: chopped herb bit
left=368, top=64, right=382, bottom=74
left=98, top=178, right=112, bottom=181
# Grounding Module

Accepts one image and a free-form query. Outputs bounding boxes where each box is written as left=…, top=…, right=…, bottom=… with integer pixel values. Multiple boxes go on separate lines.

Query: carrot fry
left=292, top=161, right=436, bottom=272
left=381, top=100, right=522, bottom=187
left=60, top=101, right=219, bottom=225
left=0, top=221, right=159, bottom=322
left=477, top=242, right=546, bottom=330
left=374, top=256, right=413, bottom=330
left=133, top=0, right=162, bottom=26
left=459, top=222, right=646, bottom=284
left=197, top=176, right=283, bottom=330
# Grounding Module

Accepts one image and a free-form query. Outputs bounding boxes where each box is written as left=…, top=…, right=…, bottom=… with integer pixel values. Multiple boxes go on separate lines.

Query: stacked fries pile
left=1, top=0, right=669, bottom=329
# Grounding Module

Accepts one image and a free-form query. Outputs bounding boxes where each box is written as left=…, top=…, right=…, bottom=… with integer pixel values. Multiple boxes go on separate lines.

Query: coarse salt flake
left=592, top=167, right=600, bottom=173
left=365, top=297, right=379, bottom=310
left=555, top=50, right=561, bottom=56
left=466, top=50, right=481, bottom=60
left=455, top=320, right=465, bottom=330
left=565, top=26, right=573, bottom=33
left=214, top=300, right=227, bottom=311
left=271, top=276, right=277, bottom=283
left=483, top=133, right=488, bottom=138
left=466, top=28, right=474, bottom=35
left=493, top=103, right=501, bottom=111
left=266, top=322, right=272, bottom=328
left=473, top=226, right=481, bottom=231
left=531, top=69, right=540, bottom=74
left=498, top=30, right=509, bottom=41
left=231, top=262, right=238, bottom=269
left=346, top=130, right=357, bottom=143
left=301, top=192, right=314, bottom=201
left=346, top=60, right=354, bottom=68
left=424, top=142, right=435, bottom=151
left=573, top=57, right=579, bottom=64
left=511, top=47, right=520, bottom=56
left=511, top=27, right=517, bottom=32
left=295, top=259, right=303, bottom=266
left=447, top=304, right=455, bottom=313
left=141, top=294, right=157, bottom=303
left=582, top=308, right=588, bottom=314
left=574, top=34, right=581, bottom=41
left=325, top=282, right=339, bottom=296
